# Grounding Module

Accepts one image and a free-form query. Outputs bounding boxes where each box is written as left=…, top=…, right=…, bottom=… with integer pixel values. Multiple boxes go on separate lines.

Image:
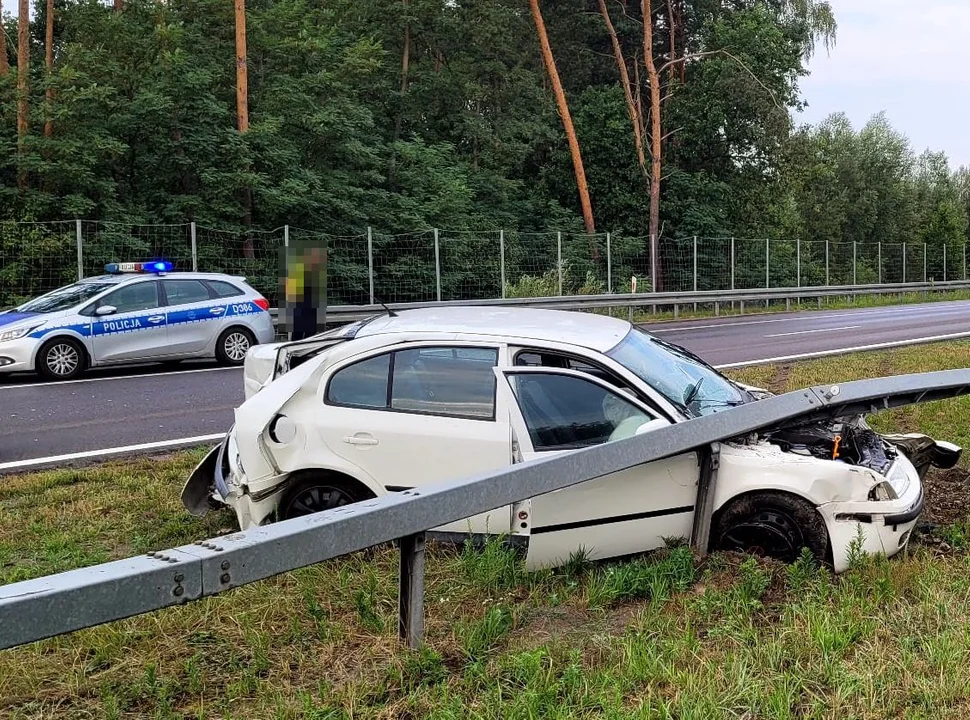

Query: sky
left=3, top=0, right=969, bottom=168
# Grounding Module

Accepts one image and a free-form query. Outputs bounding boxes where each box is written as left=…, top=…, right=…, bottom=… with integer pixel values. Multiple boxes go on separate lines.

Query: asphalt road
left=4, top=299, right=970, bottom=466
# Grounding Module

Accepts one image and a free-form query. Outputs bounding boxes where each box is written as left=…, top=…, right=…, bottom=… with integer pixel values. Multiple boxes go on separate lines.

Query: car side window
left=326, top=353, right=391, bottom=409
left=507, top=372, right=655, bottom=451
left=391, top=347, right=498, bottom=420
left=205, top=280, right=245, bottom=298
left=95, top=282, right=159, bottom=314
left=163, top=280, right=211, bottom=306
left=515, top=349, right=626, bottom=389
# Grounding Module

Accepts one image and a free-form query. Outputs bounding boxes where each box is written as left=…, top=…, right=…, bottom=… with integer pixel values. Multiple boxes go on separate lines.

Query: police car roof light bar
left=105, top=261, right=174, bottom=274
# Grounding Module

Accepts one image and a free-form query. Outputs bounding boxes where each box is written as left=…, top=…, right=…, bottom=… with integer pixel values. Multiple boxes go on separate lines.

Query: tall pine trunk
left=17, top=0, right=29, bottom=190
left=44, top=0, right=53, bottom=138
left=0, top=31, right=9, bottom=76
left=234, top=0, right=253, bottom=257
left=642, top=0, right=662, bottom=290
left=528, top=0, right=595, bottom=236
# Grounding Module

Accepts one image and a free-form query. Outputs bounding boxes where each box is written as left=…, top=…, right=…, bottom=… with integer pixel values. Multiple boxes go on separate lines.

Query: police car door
left=88, top=280, right=168, bottom=363
left=162, top=278, right=225, bottom=355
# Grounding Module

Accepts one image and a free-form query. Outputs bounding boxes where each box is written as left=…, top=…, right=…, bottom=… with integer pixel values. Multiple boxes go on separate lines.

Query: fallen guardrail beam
left=4, top=368, right=970, bottom=651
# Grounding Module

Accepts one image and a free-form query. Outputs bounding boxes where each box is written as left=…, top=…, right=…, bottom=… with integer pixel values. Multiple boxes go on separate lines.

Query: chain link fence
left=1, top=223, right=968, bottom=309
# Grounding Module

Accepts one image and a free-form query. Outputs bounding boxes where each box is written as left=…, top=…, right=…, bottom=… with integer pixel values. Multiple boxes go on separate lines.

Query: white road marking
left=0, top=365, right=242, bottom=390
left=764, top=325, right=860, bottom=338
left=0, top=434, right=224, bottom=472
left=649, top=301, right=970, bottom=333
left=713, top=330, right=970, bottom=369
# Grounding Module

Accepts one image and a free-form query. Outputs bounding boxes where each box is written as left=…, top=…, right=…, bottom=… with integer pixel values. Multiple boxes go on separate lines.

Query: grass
left=5, top=343, right=970, bottom=716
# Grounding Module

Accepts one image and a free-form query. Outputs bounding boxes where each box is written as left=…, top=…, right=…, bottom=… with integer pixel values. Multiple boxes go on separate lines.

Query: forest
left=0, top=0, right=968, bottom=300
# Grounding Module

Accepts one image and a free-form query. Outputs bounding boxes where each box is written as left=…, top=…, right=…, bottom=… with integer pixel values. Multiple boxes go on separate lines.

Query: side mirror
left=95, top=305, right=117, bottom=317
left=635, top=418, right=670, bottom=435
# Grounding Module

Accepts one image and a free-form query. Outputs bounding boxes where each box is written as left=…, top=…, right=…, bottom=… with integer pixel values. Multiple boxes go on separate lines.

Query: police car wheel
left=216, top=327, right=254, bottom=366
left=37, top=338, right=86, bottom=381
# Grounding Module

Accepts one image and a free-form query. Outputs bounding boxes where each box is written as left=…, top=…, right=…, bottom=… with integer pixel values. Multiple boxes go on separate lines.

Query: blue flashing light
left=104, top=261, right=174, bottom=275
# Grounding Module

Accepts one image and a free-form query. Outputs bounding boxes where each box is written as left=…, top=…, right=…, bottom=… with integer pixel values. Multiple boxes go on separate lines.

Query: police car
left=0, top=261, right=274, bottom=380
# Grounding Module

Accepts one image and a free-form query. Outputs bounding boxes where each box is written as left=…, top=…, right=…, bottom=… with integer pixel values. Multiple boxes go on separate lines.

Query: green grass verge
left=4, top=343, right=970, bottom=717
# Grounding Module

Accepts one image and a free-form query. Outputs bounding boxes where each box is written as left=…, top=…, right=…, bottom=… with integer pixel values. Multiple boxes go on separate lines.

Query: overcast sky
left=3, top=0, right=968, bottom=168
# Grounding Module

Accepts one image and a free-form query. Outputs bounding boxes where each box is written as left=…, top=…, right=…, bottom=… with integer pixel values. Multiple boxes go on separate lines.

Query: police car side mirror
left=95, top=305, right=117, bottom=317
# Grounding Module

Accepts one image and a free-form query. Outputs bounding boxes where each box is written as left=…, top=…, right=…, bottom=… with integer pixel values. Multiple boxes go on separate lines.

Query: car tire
left=277, top=474, right=373, bottom=521
left=36, top=337, right=87, bottom=381
left=711, top=491, right=830, bottom=566
left=215, top=327, right=255, bottom=366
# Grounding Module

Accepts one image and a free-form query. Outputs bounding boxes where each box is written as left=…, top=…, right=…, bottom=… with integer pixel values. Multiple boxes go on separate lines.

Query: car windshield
left=606, top=327, right=749, bottom=417
left=17, top=282, right=114, bottom=313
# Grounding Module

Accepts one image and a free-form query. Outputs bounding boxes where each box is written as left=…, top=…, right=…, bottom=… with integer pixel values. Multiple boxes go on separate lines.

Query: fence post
left=398, top=532, right=426, bottom=650
left=730, top=236, right=735, bottom=311
left=500, top=230, right=506, bottom=299
left=765, top=238, right=769, bottom=289
left=964, top=244, right=967, bottom=281
left=853, top=242, right=857, bottom=285
left=924, top=243, right=927, bottom=283
left=434, top=228, right=441, bottom=302
left=650, top=233, right=657, bottom=294
left=606, top=231, right=612, bottom=293
left=367, top=227, right=375, bottom=305
left=283, top=224, right=289, bottom=248
left=825, top=240, right=830, bottom=286
left=944, top=244, right=948, bottom=282
left=902, top=243, right=906, bottom=283
left=75, top=219, right=83, bottom=280
left=877, top=242, right=882, bottom=283
left=796, top=238, right=801, bottom=287
left=190, top=222, right=198, bottom=272
left=693, top=235, right=698, bottom=312
left=557, top=231, right=563, bottom=296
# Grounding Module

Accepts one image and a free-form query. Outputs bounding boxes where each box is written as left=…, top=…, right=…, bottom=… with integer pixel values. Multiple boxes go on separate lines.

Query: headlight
left=0, top=324, right=41, bottom=343
left=869, top=481, right=898, bottom=501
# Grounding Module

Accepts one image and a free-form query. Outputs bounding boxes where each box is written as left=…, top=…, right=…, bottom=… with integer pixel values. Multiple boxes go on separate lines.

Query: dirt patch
left=920, top=467, right=970, bottom=526
left=767, top=364, right=793, bottom=395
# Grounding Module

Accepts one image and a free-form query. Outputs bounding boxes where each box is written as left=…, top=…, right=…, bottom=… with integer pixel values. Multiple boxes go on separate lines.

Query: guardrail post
left=367, top=227, right=375, bottom=305
left=557, top=231, right=563, bottom=296
left=190, top=222, right=198, bottom=271
left=399, top=532, right=426, bottom=649
left=75, top=219, right=83, bottom=280
left=690, top=443, right=720, bottom=558
left=500, top=230, right=507, bottom=299
left=606, top=231, right=612, bottom=293
left=434, top=228, right=442, bottom=302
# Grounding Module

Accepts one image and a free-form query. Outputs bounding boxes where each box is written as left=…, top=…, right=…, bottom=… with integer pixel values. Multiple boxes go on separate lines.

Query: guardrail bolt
left=173, top=585, right=184, bottom=597
left=174, top=573, right=184, bottom=583
left=220, top=573, right=231, bottom=584
left=221, top=560, right=230, bottom=571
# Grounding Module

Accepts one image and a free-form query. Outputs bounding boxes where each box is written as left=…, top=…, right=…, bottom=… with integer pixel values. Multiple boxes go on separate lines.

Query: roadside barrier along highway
left=3, top=368, right=970, bottom=651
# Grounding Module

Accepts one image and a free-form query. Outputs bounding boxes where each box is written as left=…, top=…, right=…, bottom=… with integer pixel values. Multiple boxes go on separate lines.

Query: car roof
left=79, top=272, right=245, bottom=285
left=354, top=306, right=633, bottom=352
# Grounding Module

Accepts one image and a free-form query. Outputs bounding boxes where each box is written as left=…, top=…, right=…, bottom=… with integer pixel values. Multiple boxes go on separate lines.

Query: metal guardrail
left=268, top=280, right=970, bottom=324
left=4, top=368, right=970, bottom=651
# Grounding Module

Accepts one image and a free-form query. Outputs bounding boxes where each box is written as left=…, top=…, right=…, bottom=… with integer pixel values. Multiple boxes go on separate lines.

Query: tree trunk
left=44, top=0, right=54, bottom=138
left=598, top=0, right=647, bottom=183
left=528, top=0, right=595, bottom=236
left=666, top=0, right=676, bottom=89
left=234, top=0, right=253, bottom=257
left=642, top=0, right=662, bottom=290
left=401, top=0, right=410, bottom=94
left=17, top=0, right=29, bottom=190
left=114, top=0, right=123, bottom=11
left=0, top=31, right=9, bottom=76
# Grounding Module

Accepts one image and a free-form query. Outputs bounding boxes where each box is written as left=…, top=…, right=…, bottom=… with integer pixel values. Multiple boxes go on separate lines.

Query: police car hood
left=0, top=308, right=71, bottom=329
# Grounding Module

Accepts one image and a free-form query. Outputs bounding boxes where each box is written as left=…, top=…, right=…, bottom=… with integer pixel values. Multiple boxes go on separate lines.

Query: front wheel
left=36, top=337, right=86, bottom=381
left=215, top=327, right=254, bottom=366
left=711, top=491, right=830, bottom=565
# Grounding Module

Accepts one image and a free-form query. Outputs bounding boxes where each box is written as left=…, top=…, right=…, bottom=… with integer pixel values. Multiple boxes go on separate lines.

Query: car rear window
left=206, top=280, right=245, bottom=298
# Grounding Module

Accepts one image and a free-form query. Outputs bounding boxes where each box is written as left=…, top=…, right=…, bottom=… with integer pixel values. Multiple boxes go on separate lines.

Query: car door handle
left=343, top=434, right=379, bottom=446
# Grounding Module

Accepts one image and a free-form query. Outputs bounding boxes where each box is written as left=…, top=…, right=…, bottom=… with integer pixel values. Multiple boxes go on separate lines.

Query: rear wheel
left=277, top=474, right=373, bottom=520
left=215, top=327, right=254, bottom=366
left=711, top=491, right=830, bottom=565
left=36, top=337, right=86, bottom=381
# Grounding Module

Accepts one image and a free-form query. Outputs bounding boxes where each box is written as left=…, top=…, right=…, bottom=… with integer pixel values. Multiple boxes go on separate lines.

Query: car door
left=493, top=366, right=700, bottom=570
left=86, top=280, right=168, bottom=363
left=315, top=343, right=514, bottom=535
left=162, top=278, right=226, bottom=355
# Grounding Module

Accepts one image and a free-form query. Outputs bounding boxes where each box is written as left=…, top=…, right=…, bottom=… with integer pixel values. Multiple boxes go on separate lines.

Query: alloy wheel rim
left=287, top=486, right=353, bottom=517
left=225, top=333, right=250, bottom=361
left=48, top=344, right=79, bottom=376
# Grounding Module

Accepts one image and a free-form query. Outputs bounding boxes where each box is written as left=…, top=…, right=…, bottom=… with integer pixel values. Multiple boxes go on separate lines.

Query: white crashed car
left=182, top=307, right=959, bottom=572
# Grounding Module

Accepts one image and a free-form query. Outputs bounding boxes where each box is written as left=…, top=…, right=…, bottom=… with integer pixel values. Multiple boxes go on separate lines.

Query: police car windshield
left=18, top=282, right=114, bottom=313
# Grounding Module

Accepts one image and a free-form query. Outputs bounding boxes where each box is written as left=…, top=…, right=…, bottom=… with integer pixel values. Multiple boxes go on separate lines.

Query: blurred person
left=281, top=243, right=327, bottom=341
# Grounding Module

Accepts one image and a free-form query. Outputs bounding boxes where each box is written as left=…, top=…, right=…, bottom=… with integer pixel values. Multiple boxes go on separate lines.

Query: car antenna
left=379, top=300, right=397, bottom=317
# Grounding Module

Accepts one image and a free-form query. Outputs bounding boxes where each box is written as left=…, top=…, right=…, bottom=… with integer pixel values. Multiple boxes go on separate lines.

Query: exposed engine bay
left=763, top=415, right=961, bottom=480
